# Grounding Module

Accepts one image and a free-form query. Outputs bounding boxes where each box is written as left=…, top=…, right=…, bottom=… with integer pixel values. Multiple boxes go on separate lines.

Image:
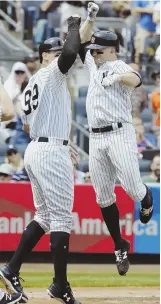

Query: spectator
left=142, top=154, right=160, bottom=182
left=133, top=117, right=157, bottom=152
left=151, top=70, right=160, bottom=147
left=12, top=168, right=30, bottom=182
left=74, top=169, right=85, bottom=184
left=1, top=62, right=30, bottom=144
left=129, top=63, right=148, bottom=118
left=23, top=54, right=38, bottom=75
left=0, top=163, right=14, bottom=182
left=5, top=147, right=24, bottom=172
left=60, top=1, right=87, bottom=40
left=132, top=0, right=157, bottom=64
left=84, top=171, right=91, bottom=184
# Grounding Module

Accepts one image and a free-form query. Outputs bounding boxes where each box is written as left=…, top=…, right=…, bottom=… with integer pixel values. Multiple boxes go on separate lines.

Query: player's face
left=43, top=50, right=62, bottom=65
left=92, top=47, right=116, bottom=65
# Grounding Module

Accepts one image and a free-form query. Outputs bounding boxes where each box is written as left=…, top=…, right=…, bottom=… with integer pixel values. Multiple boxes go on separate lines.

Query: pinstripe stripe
left=21, top=59, right=71, bottom=140
left=85, top=52, right=146, bottom=206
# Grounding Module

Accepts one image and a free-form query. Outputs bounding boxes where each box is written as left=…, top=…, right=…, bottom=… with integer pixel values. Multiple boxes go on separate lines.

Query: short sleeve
left=115, top=61, right=142, bottom=87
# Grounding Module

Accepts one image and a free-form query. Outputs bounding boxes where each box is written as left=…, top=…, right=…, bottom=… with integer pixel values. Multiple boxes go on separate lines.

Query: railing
left=72, top=120, right=89, bottom=158
left=0, top=1, right=24, bottom=41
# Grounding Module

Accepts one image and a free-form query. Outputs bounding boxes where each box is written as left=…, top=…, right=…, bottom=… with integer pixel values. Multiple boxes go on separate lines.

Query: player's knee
left=34, top=215, right=50, bottom=232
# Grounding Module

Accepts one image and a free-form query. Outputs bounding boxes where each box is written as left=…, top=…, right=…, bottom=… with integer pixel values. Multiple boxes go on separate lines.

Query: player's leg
left=89, top=135, right=130, bottom=275
left=0, top=144, right=49, bottom=302
left=0, top=289, right=22, bottom=304
left=109, top=124, right=153, bottom=223
left=37, top=144, right=80, bottom=303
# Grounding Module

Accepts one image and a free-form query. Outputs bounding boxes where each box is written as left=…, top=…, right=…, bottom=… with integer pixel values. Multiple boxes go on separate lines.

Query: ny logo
left=123, top=251, right=127, bottom=259
left=5, top=295, right=12, bottom=300
left=63, top=293, right=71, bottom=302
left=13, top=277, right=19, bottom=286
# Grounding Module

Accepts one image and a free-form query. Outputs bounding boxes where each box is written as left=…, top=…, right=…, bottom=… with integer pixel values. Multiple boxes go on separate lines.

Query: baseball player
left=79, top=3, right=153, bottom=276
left=0, top=17, right=81, bottom=304
left=0, top=80, right=22, bottom=304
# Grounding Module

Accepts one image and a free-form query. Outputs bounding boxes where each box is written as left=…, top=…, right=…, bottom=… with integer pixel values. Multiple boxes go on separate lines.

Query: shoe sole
left=47, top=289, right=81, bottom=304
left=118, top=240, right=131, bottom=276
left=47, top=289, right=65, bottom=304
left=4, top=294, right=22, bottom=304
left=0, top=271, right=28, bottom=303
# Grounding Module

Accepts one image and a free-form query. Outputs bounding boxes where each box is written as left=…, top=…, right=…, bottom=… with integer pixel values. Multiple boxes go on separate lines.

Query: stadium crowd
left=0, top=0, right=160, bottom=184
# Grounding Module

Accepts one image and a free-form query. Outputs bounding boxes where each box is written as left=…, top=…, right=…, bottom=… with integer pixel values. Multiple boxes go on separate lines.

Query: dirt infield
left=26, top=287, right=160, bottom=304
left=23, top=264, right=159, bottom=304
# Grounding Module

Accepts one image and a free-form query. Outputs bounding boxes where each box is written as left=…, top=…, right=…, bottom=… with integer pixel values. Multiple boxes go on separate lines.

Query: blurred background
left=0, top=0, right=160, bottom=261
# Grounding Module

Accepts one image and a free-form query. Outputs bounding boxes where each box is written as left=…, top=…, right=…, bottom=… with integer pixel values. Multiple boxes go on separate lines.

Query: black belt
left=37, top=137, right=68, bottom=145
left=92, top=122, right=122, bottom=133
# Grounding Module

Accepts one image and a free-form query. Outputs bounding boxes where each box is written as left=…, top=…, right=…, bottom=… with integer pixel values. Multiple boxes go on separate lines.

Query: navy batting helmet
left=86, top=31, right=119, bottom=53
left=39, top=37, right=64, bottom=63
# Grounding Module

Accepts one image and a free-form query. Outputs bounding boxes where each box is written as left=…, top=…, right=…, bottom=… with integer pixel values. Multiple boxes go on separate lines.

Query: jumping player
left=79, top=3, right=153, bottom=276
left=0, top=16, right=81, bottom=304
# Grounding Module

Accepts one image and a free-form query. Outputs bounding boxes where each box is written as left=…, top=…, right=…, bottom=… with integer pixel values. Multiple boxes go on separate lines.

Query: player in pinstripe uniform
left=0, top=17, right=81, bottom=304
left=79, top=3, right=153, bottom=276
left=0, top=80, right=22, bottom=304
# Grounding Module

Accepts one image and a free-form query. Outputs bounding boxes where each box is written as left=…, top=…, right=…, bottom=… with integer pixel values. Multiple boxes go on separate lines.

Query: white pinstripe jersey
left=21, top=58, right=71, bottom=140
left=85, top=51, right=137, bottom=128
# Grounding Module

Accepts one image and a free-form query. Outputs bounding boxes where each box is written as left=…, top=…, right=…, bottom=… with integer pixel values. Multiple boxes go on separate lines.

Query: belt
left=37, top=137, right=68, bottom=145
left=92, top=122, right=122, bottom=133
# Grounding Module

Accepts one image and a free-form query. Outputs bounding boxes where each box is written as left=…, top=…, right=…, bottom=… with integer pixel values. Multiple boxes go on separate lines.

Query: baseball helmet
left=39, top=37, right=64, bottom=62
left=86, top=31, right=119, bottom=52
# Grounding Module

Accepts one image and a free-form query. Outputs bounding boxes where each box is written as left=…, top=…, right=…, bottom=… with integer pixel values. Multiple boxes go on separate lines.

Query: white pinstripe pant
left=24, top=139, right=74, bottom=234
left=89, top=123, right=146, bottom=207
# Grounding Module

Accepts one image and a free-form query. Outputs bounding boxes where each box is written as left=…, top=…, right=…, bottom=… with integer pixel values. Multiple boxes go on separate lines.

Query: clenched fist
left=102, top=74, right=121, bottom=87
left=87, top=2, right=99, bottom=21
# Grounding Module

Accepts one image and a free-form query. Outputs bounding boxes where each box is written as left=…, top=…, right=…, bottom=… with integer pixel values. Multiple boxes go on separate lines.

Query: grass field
left=0, top=264, right=160, bottom=304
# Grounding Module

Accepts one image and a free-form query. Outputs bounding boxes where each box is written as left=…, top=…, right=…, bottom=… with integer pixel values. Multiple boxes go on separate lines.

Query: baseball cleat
left=0, top=266, right=28, bottom=303
left=140, top=187, right=153, bottom=224
left=47, top=281, right=81, bottom=304
left=115, top=239, right=130, bottom=276
left=0, top=293, right=22, bottom=304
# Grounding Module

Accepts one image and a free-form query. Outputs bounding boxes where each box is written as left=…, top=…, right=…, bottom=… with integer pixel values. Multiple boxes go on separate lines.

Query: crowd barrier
left=0, top=183, right=160, bottom=254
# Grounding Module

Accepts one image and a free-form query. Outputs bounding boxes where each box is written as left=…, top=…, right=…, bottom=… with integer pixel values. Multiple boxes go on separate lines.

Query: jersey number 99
left=24, top=83, right=39, bottom=115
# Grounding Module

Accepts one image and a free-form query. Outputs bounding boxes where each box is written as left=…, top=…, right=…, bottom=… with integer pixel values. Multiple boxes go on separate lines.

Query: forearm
left=79, top=18, right=94, bottom=43
left=132, top=6, right=153, bottom=15
left=0, top=83, right=15, bottom=121
left=58, top=28, right=80, bottom=74
left=120, top=73, right=141, bottom=87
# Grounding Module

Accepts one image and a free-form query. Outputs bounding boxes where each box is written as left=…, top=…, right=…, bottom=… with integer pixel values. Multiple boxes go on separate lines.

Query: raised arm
left=0, top=80, right=15, bottom=121
left=79, top=2, right=99, bottom=63
left=58, top=16, right=81, bottom=74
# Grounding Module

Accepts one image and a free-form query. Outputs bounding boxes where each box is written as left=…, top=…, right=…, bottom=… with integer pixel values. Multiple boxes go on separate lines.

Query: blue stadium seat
left=78, top=160, right=89, bottom=173
left=144, top=121, right=152, bottom=132
left=0, top=156, right=5, bottom=164
left=79, top=87, right=88, bottom=98
left=145, top=132, right=157, bottom=146
left=0, top=144, right=8, bottom=156
left=139, top=159, right=151, bottom=172
left=140, top=108, right=152, bottom=122
left=74, top=97, right=86, bottom=121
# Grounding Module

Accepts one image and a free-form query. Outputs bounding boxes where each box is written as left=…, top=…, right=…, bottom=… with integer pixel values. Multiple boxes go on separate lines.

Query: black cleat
left=47, top=281, right=81, bottom=304
left=140, top=187, right=153, bottom=224
left=0, top=293, right=22, bottom=304
left=0, top=266, right=28, bottom=303
left=115, top=239, right=130, bottom=276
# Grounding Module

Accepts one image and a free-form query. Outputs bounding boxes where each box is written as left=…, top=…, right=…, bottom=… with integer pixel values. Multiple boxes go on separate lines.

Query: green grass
left=1, top=272, right=158, bottom=288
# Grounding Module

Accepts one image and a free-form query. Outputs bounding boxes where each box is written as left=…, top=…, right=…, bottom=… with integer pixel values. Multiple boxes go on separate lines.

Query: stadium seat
left=79, top=87, right=88, bottom=97
left=139, top=159, right=151, bottom=172
left=74, top=97, right=86, bottom=121
left=0, top=156, right=5, bottom=164
left=140, top=108, right=152, bottom=122
left=15, top=144, right=28, bottom=156
left=145, top=132, right=157, bottom=147
left=0, top=144, right=8, bottom=156
left=144, top=121, right=152, bottom=132
left=78, top=159, right=89, bottom=173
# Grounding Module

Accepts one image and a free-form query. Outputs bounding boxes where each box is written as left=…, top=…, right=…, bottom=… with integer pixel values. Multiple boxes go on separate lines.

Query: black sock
left=101, top=203, right=122, bottom=251
left=50, top=231, right=70, bottom=289
left=8, top=220, right=45, bottom=273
